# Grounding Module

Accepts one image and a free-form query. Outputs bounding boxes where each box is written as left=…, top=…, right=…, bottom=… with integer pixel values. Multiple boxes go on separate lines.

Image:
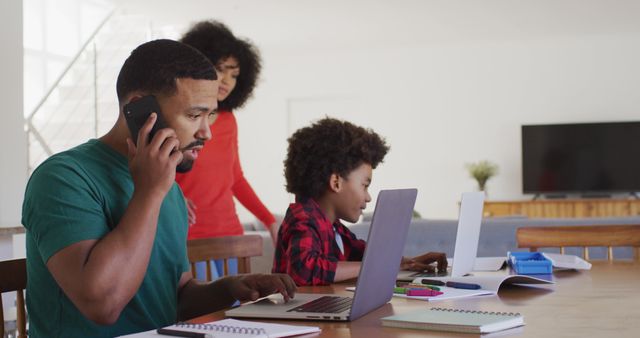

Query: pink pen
left=406, top=289, right=443, bottom=297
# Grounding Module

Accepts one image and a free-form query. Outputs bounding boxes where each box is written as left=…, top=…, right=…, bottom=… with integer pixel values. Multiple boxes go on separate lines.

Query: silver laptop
left=225, top=188, right=417, bottom=321
left=397, top=191, right=488, bottom=281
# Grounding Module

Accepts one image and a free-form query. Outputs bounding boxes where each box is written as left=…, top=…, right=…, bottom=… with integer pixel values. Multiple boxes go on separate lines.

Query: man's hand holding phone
left=126, top=113, right=182, bottom=198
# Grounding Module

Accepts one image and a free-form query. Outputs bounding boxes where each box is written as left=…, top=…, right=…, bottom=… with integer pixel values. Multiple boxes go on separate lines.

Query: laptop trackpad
left=254, top=296, right=287, bottom=305
left=246, top=293, right=322, bottom=308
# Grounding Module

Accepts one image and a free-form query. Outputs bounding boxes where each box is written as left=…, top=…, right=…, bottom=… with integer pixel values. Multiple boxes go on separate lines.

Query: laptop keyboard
left=287, top=296, right=352, bottom=314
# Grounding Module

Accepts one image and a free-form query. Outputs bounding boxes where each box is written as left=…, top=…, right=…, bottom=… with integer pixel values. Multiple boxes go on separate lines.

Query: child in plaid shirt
left=273, top=118, right=447, bottom=286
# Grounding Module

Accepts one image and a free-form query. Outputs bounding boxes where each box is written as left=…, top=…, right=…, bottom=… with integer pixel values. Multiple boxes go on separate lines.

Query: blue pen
left=419, top=279, right=445, bottom=286
left=445, top=281, right=481, bottom=290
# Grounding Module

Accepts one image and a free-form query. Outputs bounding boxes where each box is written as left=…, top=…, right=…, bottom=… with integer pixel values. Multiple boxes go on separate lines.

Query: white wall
left=0, top=0, right=26, bottom=228
left=63, top=0, right=640, bottom=218
left=241, top=32, right=640, bottom=219
left=0, top=0, right=24, bottom=322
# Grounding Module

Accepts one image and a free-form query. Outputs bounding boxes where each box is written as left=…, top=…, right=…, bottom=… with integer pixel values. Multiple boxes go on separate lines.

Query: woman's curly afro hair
left=284, top=118, right=390, bottom=199
left=181, top=20, right=261, bottom=111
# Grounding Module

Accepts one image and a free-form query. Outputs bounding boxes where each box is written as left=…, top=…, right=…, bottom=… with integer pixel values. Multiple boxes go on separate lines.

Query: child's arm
left=334, top=261, right=361, bottom=282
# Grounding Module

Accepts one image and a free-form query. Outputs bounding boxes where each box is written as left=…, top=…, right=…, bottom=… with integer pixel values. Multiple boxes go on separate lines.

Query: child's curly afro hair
left=284, top=117, right=389, bottom=199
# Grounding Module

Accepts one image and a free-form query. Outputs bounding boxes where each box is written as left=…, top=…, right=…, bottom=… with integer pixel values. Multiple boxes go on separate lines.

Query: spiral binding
left=176, top=322, right=268, bottom=335
left=430, top=307, right=521, bottom=317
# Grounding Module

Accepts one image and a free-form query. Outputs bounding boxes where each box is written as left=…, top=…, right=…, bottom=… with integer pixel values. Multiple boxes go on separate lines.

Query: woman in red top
left=176, top=21, right=276, bottom=278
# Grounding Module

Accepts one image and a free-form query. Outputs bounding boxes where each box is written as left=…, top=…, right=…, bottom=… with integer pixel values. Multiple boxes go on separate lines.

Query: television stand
left=533, top=193, right=619, bottom=200
left=483, top=198, right=640, bottom=218
left=543, top=194, right=568, bottom=199
left=533, top=193, right=569, bottom=200
left=580, top=193, right=613, bottom=199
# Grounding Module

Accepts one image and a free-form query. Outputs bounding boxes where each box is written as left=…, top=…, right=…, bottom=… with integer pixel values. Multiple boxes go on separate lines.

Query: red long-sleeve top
left=176, top=111, right=275, bottom=239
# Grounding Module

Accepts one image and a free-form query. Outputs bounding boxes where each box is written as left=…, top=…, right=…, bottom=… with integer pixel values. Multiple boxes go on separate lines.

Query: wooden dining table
left=190, top=261, right=640, bottom=337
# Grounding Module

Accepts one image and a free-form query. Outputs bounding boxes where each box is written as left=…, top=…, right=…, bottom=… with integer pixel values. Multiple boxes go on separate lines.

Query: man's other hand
left=225, top=273, right=297, bottom=303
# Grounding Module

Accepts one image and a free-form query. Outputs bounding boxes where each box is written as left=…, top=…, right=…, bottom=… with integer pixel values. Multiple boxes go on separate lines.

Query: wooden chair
left=187, top=235, right=263, bottom=282
left=0, top=258, right=27, bottom=338
left=516, top=225, right=640, bottom=260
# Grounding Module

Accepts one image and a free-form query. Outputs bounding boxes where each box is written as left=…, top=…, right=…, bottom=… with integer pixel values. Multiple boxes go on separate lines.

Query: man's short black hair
left=284, top=118, right=390, bottom=199
left=181, top=20, right=261, bottom=111
left=116, top=39, right=216, bottom=103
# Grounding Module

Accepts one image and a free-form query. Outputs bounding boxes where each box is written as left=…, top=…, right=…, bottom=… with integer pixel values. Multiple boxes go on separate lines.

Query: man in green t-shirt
left=22, top=39, right=296, bottom=337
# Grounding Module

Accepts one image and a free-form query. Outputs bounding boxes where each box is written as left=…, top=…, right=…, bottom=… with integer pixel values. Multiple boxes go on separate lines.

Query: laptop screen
left=349, top=189, right=417, bottom=320
left=450, top=192, right=485, bottom=277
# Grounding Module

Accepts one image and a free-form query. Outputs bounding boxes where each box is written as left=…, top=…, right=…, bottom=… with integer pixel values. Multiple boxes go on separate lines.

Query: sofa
left=246, top=216, right=640, bottom=274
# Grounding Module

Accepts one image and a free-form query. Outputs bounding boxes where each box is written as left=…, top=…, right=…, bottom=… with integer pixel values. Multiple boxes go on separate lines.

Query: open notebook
left=381, top=307, right=524, bottom=334
left=119, top=318, right=320, bottom=338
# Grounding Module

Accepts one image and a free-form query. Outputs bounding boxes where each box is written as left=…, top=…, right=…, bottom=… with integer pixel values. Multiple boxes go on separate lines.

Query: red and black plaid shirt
left=272, top=197, right=366, bottom=286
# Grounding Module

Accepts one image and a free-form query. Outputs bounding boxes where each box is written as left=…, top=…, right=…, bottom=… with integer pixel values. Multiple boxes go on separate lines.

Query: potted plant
left=466, top=160, right=498, bottom=193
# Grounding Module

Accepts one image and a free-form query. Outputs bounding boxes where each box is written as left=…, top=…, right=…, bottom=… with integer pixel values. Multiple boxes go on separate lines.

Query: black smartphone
left=123, top=95, right=170, bottom=145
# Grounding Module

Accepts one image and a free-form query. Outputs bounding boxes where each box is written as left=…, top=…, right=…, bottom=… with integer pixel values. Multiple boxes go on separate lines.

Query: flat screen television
left=522, top=121, right=640, bottom=195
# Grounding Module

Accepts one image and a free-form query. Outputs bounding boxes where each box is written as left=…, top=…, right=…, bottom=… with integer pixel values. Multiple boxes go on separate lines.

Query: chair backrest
left=516, top=225, right=640, bottom=260
left=187, top=235, right=263, bottom=281
left=0, top=258, right=27, bottom=338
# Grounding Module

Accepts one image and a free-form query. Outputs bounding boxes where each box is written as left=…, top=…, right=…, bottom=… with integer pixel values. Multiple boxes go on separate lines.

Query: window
left=23, top=0, right=112, bottom=116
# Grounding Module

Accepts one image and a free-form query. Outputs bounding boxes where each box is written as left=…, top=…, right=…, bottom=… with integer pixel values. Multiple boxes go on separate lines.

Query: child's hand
left=401, top=252, right=448, bottom=272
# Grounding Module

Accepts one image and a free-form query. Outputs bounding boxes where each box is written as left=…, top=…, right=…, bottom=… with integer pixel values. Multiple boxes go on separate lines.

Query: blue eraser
left=508, top=252, right=553, bottom=274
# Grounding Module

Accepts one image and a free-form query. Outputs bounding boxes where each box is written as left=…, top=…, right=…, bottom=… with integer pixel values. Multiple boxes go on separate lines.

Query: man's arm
left=176, top=272, right=297, bottom=321
left=46, top=115, right=183, bottom=325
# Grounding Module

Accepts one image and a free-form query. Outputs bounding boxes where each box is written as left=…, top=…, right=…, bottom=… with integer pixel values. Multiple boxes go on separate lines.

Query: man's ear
left=120, top=93, right=145, bottom=115
left=328, top=173, right=342, bottom=193
left=125, top=94, right=147, bottom=107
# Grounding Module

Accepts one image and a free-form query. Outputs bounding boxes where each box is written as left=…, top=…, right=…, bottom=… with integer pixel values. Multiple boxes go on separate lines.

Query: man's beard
left=176, top=159, right=194, bottom=173
left=174, top=139, right=204, bottom=173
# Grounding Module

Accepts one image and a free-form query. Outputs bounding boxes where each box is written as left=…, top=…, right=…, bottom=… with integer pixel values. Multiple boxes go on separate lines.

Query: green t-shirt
left=22, top=139, right=190, bottom=337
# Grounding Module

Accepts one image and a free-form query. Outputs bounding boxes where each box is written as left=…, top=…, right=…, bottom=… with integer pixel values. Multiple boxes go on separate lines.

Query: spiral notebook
left=119, top=318, right=321, bottom=337
left=381, top=307, right=524, bottom=334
